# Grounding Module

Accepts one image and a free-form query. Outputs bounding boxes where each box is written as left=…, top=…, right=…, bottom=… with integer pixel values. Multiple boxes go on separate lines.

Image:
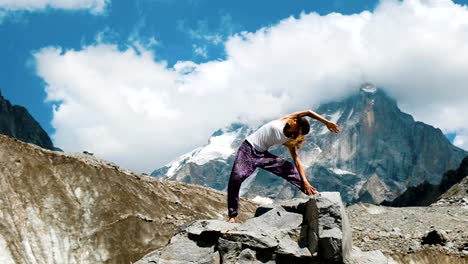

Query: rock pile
left=135, top=192, right=389, bottom=264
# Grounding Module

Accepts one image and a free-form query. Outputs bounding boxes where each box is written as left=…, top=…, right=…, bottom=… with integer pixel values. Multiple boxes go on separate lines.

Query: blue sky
left=2, top=0, right=468, bottom=172
left=1, top=0, right=381, bottom=135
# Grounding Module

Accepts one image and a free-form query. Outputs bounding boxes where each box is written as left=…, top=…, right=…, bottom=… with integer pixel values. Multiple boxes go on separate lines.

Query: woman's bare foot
left=228, top=217, right=236, bottom=223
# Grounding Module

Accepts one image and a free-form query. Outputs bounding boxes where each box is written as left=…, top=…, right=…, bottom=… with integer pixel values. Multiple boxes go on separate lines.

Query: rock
left=221, top=229, right=278, bottom=249
left=134, top=233, right=219, bottom=264
left=421, top=230, right=448, bottom=246
left=223, top=206, right=309, bottom=256
left=135, top=192, right=351, bottom=264
left=181, top=219, right=239, bottom=236
left=254, top=198, right=309, bottom=216
left=218, top=237, right=242, bottom=263
left=346, top=246, right=390, bottom=264
left=305, top=192, right=352, bottom=262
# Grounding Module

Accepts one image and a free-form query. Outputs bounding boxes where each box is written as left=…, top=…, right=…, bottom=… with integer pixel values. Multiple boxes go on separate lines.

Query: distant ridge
left=0, top=89, right=55, bottom=150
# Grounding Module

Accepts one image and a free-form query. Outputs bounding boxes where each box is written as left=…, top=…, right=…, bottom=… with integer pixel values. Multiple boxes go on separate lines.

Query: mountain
left=152, top=84, right=468, bottom=204
left=381, top=156, right=468, bottom=207
left=0, top=90, right=55, bottom=150
left=0, top=134, right=256, bottom=264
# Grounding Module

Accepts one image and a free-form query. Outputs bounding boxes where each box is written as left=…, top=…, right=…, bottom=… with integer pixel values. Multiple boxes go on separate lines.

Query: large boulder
left=135, top=192, right=354, bottom=264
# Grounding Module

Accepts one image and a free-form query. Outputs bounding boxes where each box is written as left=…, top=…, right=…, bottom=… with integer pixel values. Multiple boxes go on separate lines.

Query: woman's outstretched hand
left=326, top=121, right=341, bottom=133
left=303, top=181, right=318, bottom=195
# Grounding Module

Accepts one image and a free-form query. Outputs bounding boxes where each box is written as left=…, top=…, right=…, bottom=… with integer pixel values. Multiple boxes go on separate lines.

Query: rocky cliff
left=152, top=84, right=468, bottom=204
left=0, top=135, right=256, bottom=264
left=0, top=90, right=55, bottom=150
left=381, top=156, right=468, bottom=207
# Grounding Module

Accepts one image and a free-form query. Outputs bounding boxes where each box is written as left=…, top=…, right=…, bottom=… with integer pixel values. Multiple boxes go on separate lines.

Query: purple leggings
left=227, top=139, right=306, bottom=218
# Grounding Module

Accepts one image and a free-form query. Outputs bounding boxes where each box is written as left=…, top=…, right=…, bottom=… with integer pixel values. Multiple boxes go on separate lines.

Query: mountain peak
left=360, top=82, right=378, bottom=94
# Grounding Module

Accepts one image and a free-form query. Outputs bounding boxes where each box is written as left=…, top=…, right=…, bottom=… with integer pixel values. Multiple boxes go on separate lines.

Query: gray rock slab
left=242, top=206, right=303, bottom=234
left=305, top=192, right=352, bottom=263
left=134, top=233, right=219, bottom=264
left=218, top=237, right=243, bottom=263
left=255, top=198, right=312, bottom=217
left=181, top=220, right=240, bottom=236
left=276, top=227, right=312, bottom=258
left=221, top=229, right=278, bottom=249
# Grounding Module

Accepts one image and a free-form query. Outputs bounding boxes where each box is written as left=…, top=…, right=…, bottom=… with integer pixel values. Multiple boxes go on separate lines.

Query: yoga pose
left=227, top=110, right=340, bottom=223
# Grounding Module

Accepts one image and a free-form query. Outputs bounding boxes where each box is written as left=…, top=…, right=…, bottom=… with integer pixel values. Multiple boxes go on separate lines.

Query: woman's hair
left=285, top=117, right=310, bottom=148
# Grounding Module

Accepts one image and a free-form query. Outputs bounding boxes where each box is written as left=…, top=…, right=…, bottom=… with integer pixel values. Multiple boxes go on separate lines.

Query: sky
left=1, top=0, right=468, bottom=173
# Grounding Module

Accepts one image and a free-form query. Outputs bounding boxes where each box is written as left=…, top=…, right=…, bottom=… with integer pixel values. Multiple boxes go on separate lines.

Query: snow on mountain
left=156, top=129, right=243, bottom=178
left=251, top=195, right=274, bottom=205
left=191, top=130, right=240, bottom=165
left=360, top=82, right=377, bottom=93
left=329, top=168, right=356, bottom=175
left=164, top=148, right=201, bottom=177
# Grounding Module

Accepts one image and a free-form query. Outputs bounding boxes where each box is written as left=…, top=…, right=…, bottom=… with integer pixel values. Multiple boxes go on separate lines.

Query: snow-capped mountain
left=152, top=83, right=468, bottom=204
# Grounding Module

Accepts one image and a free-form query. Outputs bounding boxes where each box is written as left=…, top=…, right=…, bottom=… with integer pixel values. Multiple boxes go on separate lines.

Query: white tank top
left=246, top=119, right=289, bottom=152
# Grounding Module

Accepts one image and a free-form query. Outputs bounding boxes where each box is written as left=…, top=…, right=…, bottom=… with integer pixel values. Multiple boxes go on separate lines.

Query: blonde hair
left=289, top=133, right=306, bottom=149
left=284, top=116, right=309, bottom=149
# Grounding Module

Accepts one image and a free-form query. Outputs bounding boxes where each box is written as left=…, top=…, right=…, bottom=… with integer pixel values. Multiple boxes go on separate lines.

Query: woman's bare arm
left=286, top=144, right=318, bottom=195
left=280, top=109, right=341, bottom=133
left=280, top=110, right=328, bottom=123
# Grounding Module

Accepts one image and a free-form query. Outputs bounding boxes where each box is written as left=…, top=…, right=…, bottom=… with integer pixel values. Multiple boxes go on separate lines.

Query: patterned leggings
left=227, top=139, right=306, bottom=218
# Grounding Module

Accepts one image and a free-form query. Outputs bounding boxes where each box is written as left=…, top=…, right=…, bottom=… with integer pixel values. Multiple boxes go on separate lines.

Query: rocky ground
left=0, top=135, right=257, bottom=264
left=1, top=134, right=467, bottom=263
left=135, top=193, right=357, bottom=264
left=348, top=203, right=468, bottom=262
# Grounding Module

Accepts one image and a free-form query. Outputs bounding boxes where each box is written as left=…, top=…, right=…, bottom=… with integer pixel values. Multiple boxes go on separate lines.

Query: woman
left=227, top=109, right=340, bottom=223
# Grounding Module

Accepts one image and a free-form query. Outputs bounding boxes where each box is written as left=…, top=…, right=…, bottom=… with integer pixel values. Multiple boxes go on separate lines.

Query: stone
left=135, top=192, right=351, bottom=264
left=134, top=233, right=219, bottom=264
left=218, top=237, right=242, bottom=263
left=221, top=229, right=278, bottom=249
left=254, top=198, right=310, bottom=217
left=181, top=220, right=239, bottom=236
left=346, top=246, right=390, bottom=264
left=305, top=192, right=352, bottom=262
left=421, top=230, right=448, bottom=246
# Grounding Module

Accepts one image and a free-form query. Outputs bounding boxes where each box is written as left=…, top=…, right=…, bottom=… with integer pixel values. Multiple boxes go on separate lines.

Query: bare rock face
left=135, top=192, right=361, bottom=264
left=0, top=91, right=55, bottom=150
left=0, top=135, right=256, bottom=264
left=381, top=156, right=468, bottom=207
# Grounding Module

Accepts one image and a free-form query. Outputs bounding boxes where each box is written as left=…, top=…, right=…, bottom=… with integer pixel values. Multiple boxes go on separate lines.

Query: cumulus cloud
left=0, top=0, right=109, bottom=14
left=35, top=0, right=468, bottom=173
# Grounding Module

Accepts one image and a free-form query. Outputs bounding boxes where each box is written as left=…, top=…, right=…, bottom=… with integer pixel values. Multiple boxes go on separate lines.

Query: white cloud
left=35, top=0, right=468, bottom=173
left=0, top=0, right=109, bottom=14
left=193, top=44, right=208, bottom=58
left=177, top=14, right=240, bottom=46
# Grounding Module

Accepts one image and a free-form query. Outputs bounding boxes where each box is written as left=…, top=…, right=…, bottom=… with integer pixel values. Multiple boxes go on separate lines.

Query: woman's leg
left=227, top=141, right=257, bottom=218
left=256, top=151, right=306, bottom=193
